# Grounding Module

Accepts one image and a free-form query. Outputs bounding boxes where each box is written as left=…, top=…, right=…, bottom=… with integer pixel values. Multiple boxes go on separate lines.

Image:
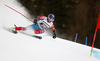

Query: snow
left=0, top=0, right=100, bottom=61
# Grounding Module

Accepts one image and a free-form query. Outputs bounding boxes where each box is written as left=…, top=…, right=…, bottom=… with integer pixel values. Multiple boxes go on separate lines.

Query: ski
left=31, top=35, right=42, bottom=39
left=20, top=32, right=42, bottom=39
left=3, top=26, right=42, bottom=39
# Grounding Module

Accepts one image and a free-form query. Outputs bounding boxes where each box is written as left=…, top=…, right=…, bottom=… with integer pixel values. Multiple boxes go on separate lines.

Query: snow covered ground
left=0, top=0, right=100, bottom=61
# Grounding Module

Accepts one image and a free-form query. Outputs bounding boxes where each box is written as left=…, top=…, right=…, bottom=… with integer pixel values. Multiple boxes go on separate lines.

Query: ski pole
left=4, top=4, right=33, bottom=22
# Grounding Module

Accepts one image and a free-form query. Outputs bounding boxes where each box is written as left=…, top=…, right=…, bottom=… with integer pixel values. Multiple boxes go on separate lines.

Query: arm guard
left=51, top=26, right=56, bottom=39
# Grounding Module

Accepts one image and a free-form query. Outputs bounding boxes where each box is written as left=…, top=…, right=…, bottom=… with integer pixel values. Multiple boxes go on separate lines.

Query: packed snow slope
left=0, top=0, right=100, bottom=61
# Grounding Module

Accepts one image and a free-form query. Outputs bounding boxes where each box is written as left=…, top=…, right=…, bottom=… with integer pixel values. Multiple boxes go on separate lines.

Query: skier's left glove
left=33, top=18, right=37, bottom=25
left=53, top=31, right=56, bottom=39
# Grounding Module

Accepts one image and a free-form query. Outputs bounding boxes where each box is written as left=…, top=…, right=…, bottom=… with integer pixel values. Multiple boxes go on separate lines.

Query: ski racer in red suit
left=12, top=14, right=56, bottom=39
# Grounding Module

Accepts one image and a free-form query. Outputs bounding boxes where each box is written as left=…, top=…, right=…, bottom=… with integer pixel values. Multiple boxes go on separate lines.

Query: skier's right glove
left=53, top=31, right=56, bottom=39
left=33, top=18, right=37, bottom=25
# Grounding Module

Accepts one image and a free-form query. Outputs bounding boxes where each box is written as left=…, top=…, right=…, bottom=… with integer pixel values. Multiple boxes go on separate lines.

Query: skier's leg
left=12, top=24, right=45, bottom=34
left=11, top=24, right=36, bottom=31
left=27, top=24, right=45, bottom=34
left=15, top=27, right=26, bottom=31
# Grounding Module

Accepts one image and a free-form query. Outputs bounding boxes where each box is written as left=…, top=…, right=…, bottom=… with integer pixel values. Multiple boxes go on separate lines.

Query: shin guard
left=15, top=27, right=26, bottom=31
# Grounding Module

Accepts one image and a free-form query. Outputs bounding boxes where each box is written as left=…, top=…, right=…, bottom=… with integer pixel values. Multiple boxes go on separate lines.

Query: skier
left=11, top=14, right=56, bottom=39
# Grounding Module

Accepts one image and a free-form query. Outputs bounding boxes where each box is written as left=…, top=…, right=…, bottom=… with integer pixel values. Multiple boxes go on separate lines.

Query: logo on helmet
left=52, top=15, right=54, bottom=18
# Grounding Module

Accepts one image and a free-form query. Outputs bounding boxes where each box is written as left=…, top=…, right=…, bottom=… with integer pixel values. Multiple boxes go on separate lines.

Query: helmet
left=48, top=14, right=55, bottom=22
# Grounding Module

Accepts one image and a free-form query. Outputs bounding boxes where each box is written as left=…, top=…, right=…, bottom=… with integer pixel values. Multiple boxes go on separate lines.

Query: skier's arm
left=33, top=18, right=38, bottom=25
left=51, top=26, right=56, bottom=39
left=33, top=16, right=45, bottom=25
left=33, top=16, right=40, bottom=25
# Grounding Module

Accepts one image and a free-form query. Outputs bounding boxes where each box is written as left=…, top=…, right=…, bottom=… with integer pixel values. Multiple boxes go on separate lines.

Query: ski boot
left=11, top=24, right=18, bottom=34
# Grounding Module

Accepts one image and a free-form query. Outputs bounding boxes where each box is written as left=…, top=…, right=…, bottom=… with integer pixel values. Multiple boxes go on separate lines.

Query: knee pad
left=34, top=29, right=45, bottom=34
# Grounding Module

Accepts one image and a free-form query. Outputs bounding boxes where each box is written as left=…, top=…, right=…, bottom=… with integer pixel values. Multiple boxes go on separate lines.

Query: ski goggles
left=48, top=18, right=54, bottom=22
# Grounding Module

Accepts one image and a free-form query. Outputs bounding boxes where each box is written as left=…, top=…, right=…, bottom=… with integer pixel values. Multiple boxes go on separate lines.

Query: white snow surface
left=0, top=0, right=100, bottom=61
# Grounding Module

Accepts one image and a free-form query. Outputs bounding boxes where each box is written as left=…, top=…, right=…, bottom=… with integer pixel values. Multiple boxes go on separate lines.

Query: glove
left=33, top=18, right=37, bottom=25
left=53, top=31, right=56, bottom=39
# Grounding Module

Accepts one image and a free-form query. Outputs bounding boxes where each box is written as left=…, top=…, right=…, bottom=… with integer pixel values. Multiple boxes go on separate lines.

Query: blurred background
left=17, top=0, right=100, bottom=49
